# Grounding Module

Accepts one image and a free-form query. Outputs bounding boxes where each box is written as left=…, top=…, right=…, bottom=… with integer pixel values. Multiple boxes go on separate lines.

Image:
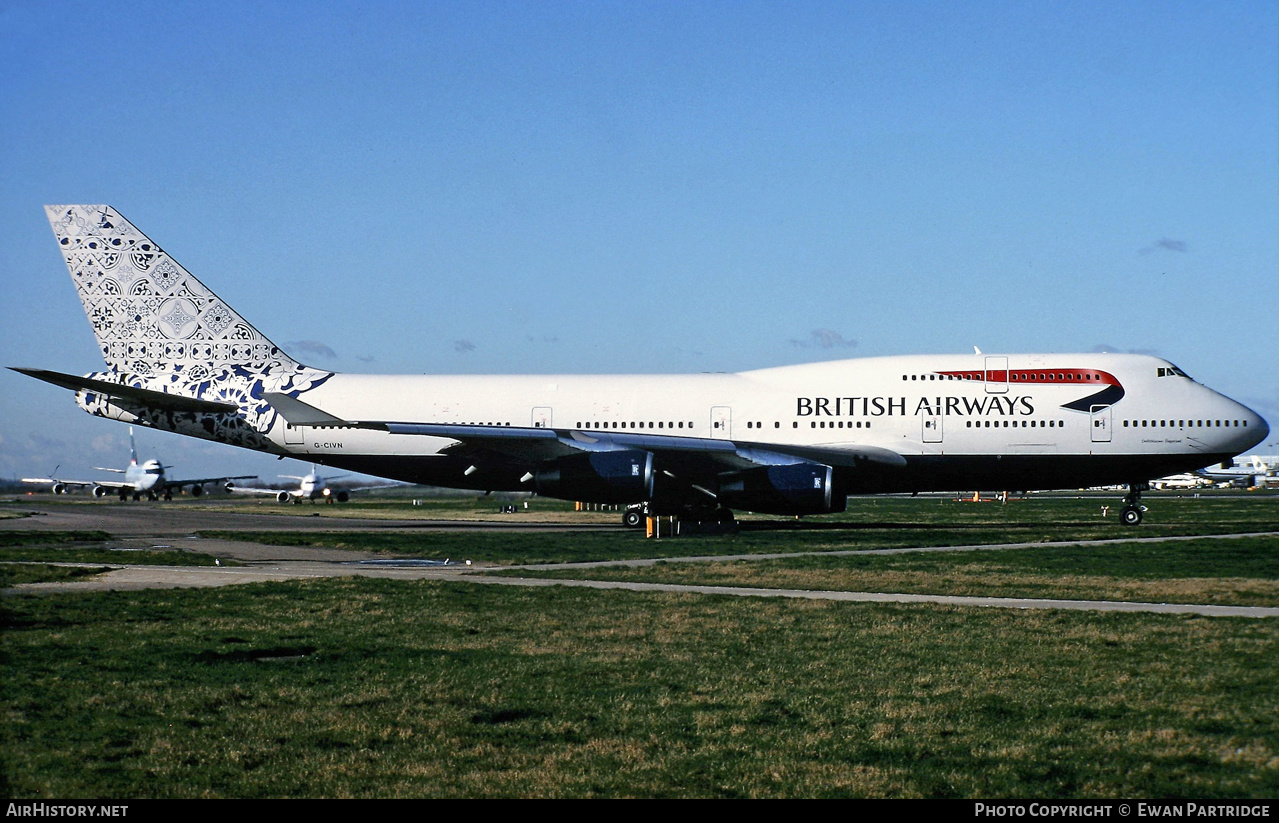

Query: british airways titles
left=796, top=395, right=1038, bottom=418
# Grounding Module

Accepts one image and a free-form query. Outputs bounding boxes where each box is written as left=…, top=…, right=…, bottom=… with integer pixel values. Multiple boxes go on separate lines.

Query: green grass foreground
left=3, top=577, right=1276, bottom=798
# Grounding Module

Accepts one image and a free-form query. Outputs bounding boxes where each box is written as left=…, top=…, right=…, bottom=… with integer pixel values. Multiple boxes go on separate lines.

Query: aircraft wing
left=263, top=393, right=907, bottom=477
left=10, top=368, right=239, bottom=414
left=21, top=477, right=134, bottom=491
left=227, top=485, right=298, bottom=497
left=335, top=480, right=410, bottom=493
left=161, top=475, right=257, bottom=493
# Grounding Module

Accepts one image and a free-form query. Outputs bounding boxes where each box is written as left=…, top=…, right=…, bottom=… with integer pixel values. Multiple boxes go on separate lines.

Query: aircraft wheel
left=1120, top=505, right=1143, bottom=526
left=622, top=509, right=643, bottom=528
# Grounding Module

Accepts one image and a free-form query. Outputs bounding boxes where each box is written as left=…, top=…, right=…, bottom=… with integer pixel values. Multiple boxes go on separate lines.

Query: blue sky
left=1, top=0, right=1276, bottom=482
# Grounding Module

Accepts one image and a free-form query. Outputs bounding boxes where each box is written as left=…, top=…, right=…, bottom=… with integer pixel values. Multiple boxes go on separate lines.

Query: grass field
left=1, top=493, right=1276, bottom=798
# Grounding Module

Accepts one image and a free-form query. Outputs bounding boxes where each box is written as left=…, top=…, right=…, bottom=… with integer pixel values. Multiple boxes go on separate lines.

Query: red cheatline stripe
left=936, top=369, right=1120, bottom=386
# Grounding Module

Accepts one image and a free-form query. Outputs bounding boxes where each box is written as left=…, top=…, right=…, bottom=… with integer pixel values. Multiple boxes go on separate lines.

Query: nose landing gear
left=1120, top=482, right=1148, bottom=526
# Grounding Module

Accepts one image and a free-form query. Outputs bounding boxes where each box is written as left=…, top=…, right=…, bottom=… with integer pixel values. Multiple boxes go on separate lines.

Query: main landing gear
left=1120, top=482, right=1148, bottom=526
left=621, top=502, right=736, bottom=529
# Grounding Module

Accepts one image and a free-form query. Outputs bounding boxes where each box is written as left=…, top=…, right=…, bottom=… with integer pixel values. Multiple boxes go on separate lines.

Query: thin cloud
left=1090, top=344, right=1161, bottom=356
left=1139, top=238, right=1188, bottom=255
left=789, top=329, right=858, bottom=349
left=453, top=339, right=476, bottom=354
left=287, top=340, right=338, bottom=359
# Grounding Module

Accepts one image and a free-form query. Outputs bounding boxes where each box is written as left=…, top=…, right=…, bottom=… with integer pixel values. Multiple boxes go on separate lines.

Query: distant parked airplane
left=11, top=204, right=1270, bottom=526
left=233, top=465, right=398, bottom=503
left=1149, top=473, right=1212, bottom=491
left=22, top=427, right=254, bottom=501
left=1197, top=455, right=1274, bottom=488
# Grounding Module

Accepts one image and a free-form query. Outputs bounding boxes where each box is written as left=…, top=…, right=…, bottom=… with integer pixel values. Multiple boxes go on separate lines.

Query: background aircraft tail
left=45, top=205, right=301, bottom=377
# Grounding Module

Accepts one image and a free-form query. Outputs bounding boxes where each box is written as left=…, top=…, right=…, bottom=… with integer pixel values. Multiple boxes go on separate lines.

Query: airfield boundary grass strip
left=0, top=564, right=115, bottom=588
left=0, top=531, right=233, bottom=586
left=0, top=531, right=111, bottom=547
left=3, top=577, right=1277, bottom=798
left=195, top=495, right=1279, bottom=563
left=496, top=536, right=1279, bottom=608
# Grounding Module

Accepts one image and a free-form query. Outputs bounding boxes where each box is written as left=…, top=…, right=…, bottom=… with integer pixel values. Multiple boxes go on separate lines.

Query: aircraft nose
left=1234, top=403, right=1269, bottom=453
left=1251, top=411, right=1270, bottom=446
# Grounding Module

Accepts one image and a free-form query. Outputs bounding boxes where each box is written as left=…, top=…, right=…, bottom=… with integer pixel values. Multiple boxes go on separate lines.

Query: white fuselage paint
left=120, top=460, right=165, bottom=494
left=251, top=352, right=1265, bottom=492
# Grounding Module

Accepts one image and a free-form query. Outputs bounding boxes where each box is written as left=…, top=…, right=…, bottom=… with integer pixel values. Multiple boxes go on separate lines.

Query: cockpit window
left=1158, top=365, right=1191, bottom=379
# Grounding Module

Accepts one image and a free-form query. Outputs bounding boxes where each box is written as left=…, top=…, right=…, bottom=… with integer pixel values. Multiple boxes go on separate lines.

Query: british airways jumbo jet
left=20, top=426, right=254, bottom=501
left=12, top=205, right=1269, bottom=526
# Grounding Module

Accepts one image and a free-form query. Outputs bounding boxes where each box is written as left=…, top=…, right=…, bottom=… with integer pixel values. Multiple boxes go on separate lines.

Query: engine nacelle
left=92, top=485, right=109, bottom=498
left=335, top=490, right=349, bottom=503
left=190, top=484, right=204, bottom=497
left=535, top=450, right=654, bottom=504
left=52, top=483, right=67, bottom=495
left=718, top=462, right=845, bottom=516
left=276, top=491, right=292, bottom=503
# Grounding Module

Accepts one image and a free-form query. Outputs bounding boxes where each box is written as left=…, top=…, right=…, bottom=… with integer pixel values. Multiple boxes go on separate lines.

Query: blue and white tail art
left=14, top=204, right=1269, bottom=526
left=28, top=205, right=333, bottom=451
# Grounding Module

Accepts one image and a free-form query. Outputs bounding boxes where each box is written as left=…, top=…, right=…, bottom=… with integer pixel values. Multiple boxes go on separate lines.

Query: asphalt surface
left=3, top=499, right=1277, bottom=618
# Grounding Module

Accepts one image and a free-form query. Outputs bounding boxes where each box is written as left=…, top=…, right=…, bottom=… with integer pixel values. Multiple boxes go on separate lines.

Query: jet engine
left=92, top=485, right=109, bottom=498
left=52, top=483, right=67, bottom=495
left=190, top=484, right=203, bottom=497
left=535, top=450, right=654, bottom=504
left=276, top=491, right=292, bottom=503
left=718, top=461, right=845, bottom=515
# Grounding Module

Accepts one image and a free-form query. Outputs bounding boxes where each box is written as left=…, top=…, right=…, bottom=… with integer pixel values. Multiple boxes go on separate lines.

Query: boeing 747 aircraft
left=22, top=426, right=254, bottom=501
left=12, top=205, right=1270, bottom=525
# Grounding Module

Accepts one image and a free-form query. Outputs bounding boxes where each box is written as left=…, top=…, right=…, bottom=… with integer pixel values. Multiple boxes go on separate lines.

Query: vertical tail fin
left=45, top=205, right=301, bottom=377
left=129, top=426, right=138, bottom=465
left=41, top=205, right=333, bottom=452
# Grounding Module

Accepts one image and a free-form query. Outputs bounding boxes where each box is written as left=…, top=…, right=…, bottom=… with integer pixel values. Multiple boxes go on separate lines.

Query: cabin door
left=1090, top=405, right=1112, bottom=443
left=922, top=415, right=943, bottom=443
left=984, top=356, right=1009, bottom=394
left=710, top=406, right=732, bottom=440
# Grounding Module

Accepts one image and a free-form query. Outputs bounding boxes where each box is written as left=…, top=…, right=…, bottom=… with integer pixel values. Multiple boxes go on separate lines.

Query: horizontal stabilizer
left=263, top=392, right=354, bottom=426
left=10, top=368, right=239, bottom=414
